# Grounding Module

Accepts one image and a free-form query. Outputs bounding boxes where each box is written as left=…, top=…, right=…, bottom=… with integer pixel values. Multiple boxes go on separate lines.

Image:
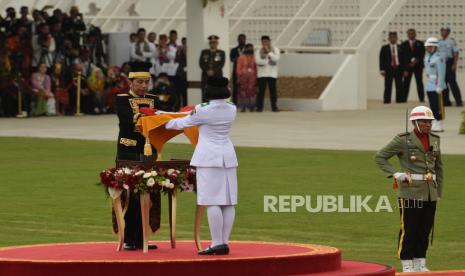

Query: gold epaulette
left=117, top=93, right=130, bottom=97
left=146, top=93, right=156, bottom=97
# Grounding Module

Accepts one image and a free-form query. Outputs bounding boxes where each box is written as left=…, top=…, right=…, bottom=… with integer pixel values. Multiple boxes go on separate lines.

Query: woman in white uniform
left=165, top=77, right=238, bottom=255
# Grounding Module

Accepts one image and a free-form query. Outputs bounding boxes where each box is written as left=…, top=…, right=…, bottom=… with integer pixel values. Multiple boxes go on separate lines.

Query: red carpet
left=0, top=240, right=400, bottom=275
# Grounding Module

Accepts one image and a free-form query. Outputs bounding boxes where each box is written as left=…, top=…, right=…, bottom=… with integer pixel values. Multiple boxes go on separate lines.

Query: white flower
left=167, top=169, right=175, bottom=175
left=135, top=170, right=145, bottom=176
left=147, top=178, right=155, bottom=187
left=167, top=183, right=175, bottom=189
left=160, top=179, right=171, bottom=187
left=123, top=168, right=132, bottom=174
left=123, top=184, right=129, bottom=190
left=143, top=172, right=151, bottom=179
left=116, top=169, right=123, bottom=174
left=151, top=171, right=158, bottom=177
left=176, top=170, right=180, bottom=174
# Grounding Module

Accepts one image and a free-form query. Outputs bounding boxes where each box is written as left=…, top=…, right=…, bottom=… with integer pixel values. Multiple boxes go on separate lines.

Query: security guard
left=115, top=62, right=161, bottom=250
left=375, top=106, right=443, bottom=273
left=424, top=37, right=447, bottom=132
left=199, top=35, right=226, bottom=102
left=438, top=27, right=463, bottom=107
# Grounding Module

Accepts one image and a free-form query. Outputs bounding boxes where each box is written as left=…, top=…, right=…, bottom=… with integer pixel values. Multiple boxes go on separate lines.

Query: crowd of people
left=0, top=6, right=186, bottom=118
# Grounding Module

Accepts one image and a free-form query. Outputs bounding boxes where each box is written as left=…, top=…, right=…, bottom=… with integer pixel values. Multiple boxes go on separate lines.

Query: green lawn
left=0, top=137, right=463, bottom=271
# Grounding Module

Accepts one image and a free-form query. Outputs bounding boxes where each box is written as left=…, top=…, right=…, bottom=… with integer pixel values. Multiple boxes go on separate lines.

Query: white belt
left=410, top=174, right=436, bottom=181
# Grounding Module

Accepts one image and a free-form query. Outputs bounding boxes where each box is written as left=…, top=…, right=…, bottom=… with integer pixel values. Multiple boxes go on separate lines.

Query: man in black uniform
left=199, top=35, right=225, bottom=102
left=401, top=29, right=425, bottom=102
left=115, top=62, right=161, bottom=250
left=230, top=34, right=246, bottom=105
left=379, top=32, right=407, bottom=103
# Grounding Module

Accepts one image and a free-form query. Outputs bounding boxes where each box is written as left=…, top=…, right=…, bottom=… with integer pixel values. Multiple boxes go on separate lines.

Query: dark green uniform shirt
left=375, top=132, right=443, bottom=201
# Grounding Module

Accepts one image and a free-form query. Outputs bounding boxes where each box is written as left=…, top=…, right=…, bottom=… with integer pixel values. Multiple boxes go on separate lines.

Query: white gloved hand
left=436, top=88, right=443, bottom=94
left=155, top=110, right=164, bottom=115
left=394, top=172, right=409, bottom=183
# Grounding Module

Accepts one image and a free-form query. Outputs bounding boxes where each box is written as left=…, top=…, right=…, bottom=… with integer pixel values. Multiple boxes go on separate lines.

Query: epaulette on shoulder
left=117, top=93, right=129, bottom=96
left=430, top=133, right=440, bottom=138
left=146, top=93, right=156, bottom=97
left=199, top=102, right=210, bottom=107
left=226, top=101, right=235, bottom=105
left=398, top=132, right=409, bottom=137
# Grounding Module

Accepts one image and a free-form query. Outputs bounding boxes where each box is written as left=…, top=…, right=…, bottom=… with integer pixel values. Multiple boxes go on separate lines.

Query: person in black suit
left=401, top=29, right=425, bottom=102
left=379, top=32, right=406, bottom=103
left=115, top=62, right=161, bottom=251
left=230, top=34, right=246, bottom=105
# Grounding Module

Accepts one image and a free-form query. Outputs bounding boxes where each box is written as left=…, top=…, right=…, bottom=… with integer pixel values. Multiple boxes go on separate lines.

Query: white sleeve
left=130, top=43, right=144, bottom=61
left=268, top=47, right=280, bottom=62
left=165, top=108, right=206, bottom=130
left=168, top=45, right=176, bottom=61
left=255, top=49, right=267, bottom=66
left=142, top=43, right=155, bottom=58
left=49, top=37, right=56, bottom=53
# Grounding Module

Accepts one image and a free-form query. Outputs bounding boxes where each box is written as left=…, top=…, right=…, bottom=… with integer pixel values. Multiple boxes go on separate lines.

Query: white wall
left=278, top=54, right=346, bottom=77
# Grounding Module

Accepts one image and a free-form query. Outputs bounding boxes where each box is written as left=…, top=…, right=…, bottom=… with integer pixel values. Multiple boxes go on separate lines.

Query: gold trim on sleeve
left=119, top=138, right=137, bottom=147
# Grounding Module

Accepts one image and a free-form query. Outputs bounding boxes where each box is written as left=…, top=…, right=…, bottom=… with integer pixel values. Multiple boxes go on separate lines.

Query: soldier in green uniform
left=375, top=105, right=443, bottom=273
left=115, top=62, right=161, bottom=250
left=199, top=35, right=225, bottom=102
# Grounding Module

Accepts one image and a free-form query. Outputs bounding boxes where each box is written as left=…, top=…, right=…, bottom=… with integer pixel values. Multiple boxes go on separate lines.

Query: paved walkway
left=1, top=101, right=464, bottom=154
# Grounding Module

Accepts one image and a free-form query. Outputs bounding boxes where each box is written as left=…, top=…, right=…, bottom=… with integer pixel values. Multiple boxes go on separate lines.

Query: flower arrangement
left=99, top=166, right=196, bottom=194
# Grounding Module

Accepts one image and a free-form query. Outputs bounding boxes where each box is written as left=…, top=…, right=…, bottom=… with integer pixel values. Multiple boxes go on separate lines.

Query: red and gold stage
left=0, top=241, right=395, bottom=276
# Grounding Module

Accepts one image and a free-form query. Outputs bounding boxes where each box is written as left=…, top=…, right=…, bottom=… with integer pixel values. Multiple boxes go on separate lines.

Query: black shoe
left=383, top=101, right=391, bottom=104
left=198, top=244, right=229, bottom=255
left=444, top=102, right=452, bottom=107
left=123, top=243, right=137, bottom=251
left=256, top=108, right=263, bottom=112
left=272, top=108, right=280, bottom=112
left=135, top=244, right=158, bottom=250
left=457, top=102, right=463, bottom=107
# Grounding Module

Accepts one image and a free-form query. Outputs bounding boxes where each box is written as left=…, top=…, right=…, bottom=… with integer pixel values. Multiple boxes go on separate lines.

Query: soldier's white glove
left=436, top=88, right=443, bottom=94
left=394, top=172, right=409, bottom=183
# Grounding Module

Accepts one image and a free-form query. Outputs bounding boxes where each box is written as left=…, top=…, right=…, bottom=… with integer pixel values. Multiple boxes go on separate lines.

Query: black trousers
left=427, top=91, right=443, bottom=120
left=231, top=70, right=238, bottom=105
left=384, top=67, right=404, bottom=103
left=174, top=75, right=188, bottom=108
left=256, top=77, right=278, bottom=110
left=443, top=59, right=463, bottom=105
left=403, top=67, right=424, bottom=102
left=397, top=198, right=436, bottom=260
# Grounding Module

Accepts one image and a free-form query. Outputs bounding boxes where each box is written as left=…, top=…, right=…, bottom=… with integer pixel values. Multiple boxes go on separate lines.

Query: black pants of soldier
left=384, top=67, right=404, bottom=103
left=256, top=77, right=278, bottom=111
left=397, top=198, right=436, bottom=260
left=427, top=92, right=443, bottom=120
left=231, top=71, right=238, bottom=105
left=443, top=59, right=463, bottom=106
left=174, top=75, right=188, bottom=108
left=403, top=68, right=424, bottom=102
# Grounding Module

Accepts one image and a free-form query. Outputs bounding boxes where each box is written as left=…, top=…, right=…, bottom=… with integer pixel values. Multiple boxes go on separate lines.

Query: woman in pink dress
left=31, top=63, right=56, bottom=116
left=235, top=44, right=257, bottom=112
